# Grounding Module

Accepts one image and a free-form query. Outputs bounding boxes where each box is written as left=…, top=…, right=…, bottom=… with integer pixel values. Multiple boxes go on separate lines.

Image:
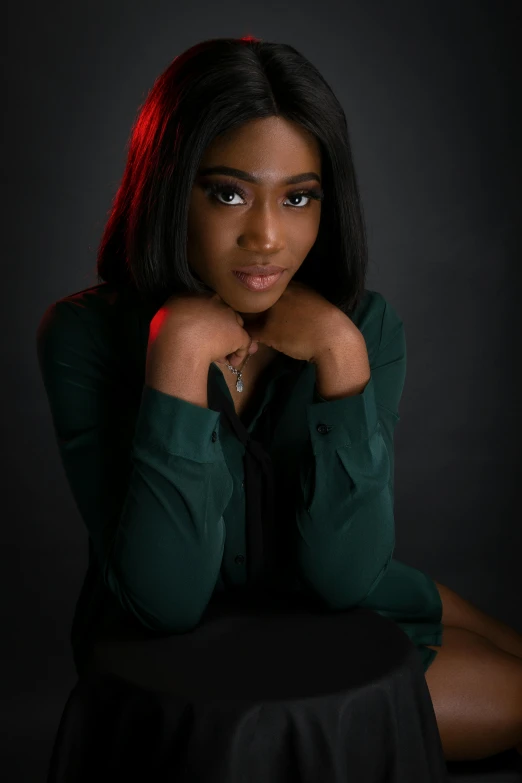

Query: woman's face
left=187, top=116, right=323, bottom=321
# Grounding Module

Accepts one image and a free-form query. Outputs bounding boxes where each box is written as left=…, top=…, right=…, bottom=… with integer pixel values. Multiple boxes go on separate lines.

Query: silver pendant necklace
left=225, top=352, right=252, bottom=393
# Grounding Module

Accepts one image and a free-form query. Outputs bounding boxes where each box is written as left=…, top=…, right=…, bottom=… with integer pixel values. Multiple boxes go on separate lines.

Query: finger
left=227, top=339, right=255, bottom=366
left=226, top=353, right=244, bottom=368
left=243, top=336, right=258, bottom=357
left=230, top=327, right=262, bottom=365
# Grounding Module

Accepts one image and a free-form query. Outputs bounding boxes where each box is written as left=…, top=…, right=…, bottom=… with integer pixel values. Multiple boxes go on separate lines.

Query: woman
left=36, top=36, right=522, bottom=761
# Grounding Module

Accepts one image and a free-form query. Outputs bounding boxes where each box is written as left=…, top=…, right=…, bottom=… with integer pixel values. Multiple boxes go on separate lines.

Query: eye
left=286, top=191, right=320, bottom=208
left=205, top=182, right=247, bottom=206
left=203, top=180, right=324, bottom=208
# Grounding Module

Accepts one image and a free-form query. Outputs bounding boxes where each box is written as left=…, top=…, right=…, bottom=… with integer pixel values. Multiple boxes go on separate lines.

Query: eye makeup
left=202, top=178, right=324, bottom=208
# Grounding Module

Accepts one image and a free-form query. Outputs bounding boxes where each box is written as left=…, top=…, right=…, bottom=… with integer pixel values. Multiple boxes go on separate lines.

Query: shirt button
left=211, top=431, right=217, bottom=442
left=317, top=423, right=333, bottom=434
left=241, top=480, right=245, bottom=488
left=235, top=554, right=245, bottom=565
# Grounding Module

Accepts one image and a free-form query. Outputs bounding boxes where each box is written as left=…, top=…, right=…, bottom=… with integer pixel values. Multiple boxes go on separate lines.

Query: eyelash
left=204, top=179, right=325, bottom=208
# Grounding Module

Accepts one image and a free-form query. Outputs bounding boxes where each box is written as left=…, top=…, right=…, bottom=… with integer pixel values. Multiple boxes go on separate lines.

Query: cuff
left=133, top=384, right=224, bottom=462
left=306, top=373, right=379, bottom=455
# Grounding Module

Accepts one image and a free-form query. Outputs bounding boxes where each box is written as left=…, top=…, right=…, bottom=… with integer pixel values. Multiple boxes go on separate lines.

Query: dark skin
left=186, top=116, right=522, bottom=761
left=186, top=115, right=370, bottom=406
left=187, top=115, right=323, bottom=332
left=187, top=114, right=339, bottom=381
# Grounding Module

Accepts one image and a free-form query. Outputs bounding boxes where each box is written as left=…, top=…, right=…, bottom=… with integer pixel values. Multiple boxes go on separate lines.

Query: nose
left=237, top=203, right=285, bottom=254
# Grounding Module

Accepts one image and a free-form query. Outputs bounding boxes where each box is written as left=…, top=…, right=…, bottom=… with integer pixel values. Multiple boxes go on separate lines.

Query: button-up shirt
left=36, top=282, right=443, bottom=674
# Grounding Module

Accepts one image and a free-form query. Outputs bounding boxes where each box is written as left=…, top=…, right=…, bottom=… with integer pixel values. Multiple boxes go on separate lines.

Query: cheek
left=293, top=219, right=321, bottom=252
left=195, top=213, right=235, bottom=254
left=187, top=225, right=232, bottom=276
left=187, top=206, right=217, bottom=245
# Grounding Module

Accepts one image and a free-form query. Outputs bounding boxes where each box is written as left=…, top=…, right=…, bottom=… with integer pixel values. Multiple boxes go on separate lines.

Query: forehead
left=200, top=116, right=322, bottom=180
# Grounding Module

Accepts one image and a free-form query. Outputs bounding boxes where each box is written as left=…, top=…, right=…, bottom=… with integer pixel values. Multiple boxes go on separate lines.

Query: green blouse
left=36, top=282, right=443, bottom=675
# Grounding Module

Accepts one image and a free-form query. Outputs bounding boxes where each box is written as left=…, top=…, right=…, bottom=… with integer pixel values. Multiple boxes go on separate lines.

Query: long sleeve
left=294, top=296, right=406, bottom=609
left=36, top=300, right=234, bottom=633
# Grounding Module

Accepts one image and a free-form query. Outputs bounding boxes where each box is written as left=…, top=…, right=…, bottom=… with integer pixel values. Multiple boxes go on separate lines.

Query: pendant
left=236, top=374, right=244, bottom=393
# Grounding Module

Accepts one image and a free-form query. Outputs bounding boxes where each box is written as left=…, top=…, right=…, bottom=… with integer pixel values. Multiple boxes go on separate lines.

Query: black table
left=46, top=592, right=449, bottom=782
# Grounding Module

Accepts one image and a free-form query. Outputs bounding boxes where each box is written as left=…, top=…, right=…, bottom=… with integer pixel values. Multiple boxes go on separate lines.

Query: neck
left=237, top=310, right=266, bottom=325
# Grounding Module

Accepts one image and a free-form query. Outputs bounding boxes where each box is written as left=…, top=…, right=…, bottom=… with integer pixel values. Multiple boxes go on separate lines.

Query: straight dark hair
left=96, top=36, right=368, bottom=317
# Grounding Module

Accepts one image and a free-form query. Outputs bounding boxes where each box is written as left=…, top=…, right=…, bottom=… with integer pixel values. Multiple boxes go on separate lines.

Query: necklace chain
left=225, top=352, right=252, bottom=393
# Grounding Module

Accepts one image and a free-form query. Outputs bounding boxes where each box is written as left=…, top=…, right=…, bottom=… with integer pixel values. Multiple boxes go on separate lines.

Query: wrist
left=313, top=335, right=371, bottom=400
left=145, top=340, right=211, bottom=407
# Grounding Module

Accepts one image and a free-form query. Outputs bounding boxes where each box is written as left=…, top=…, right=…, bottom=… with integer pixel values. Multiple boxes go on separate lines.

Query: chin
left=226, top=295, right=279, bottom=314
left=216, top=279, right=286, bottom=314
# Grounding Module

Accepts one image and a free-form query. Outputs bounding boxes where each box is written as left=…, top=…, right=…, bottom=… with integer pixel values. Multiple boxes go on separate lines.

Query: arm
left=36, top=300, right=233, bottom=633
left=294, top=295, right=406, bottom=609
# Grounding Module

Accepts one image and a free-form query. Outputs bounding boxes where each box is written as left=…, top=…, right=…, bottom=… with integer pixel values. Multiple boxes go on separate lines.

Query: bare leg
left=433, top=581, right=522, bottom=757
left=435, top=580, right=522, bottom=660
left=424, top=626, right=522, bottom=761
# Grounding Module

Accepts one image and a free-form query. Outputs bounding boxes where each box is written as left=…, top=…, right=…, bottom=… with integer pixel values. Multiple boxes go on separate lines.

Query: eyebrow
left=197, top=166, right=321, bottom=186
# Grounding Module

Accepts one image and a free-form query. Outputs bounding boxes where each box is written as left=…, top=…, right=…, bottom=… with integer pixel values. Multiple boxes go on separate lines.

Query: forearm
left=106, top=426, right=230, bottom=633
left=104, top=380, right=233, bottom=632
left=295, top=465, right=395, bottom=610
left=145, top=340, right=211, bottom=409
left=296, top=329, right=395, bottom=609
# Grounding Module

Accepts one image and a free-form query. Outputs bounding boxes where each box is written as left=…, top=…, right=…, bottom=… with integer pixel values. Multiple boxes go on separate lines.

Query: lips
left=231, top=265, right=285, bottom=276
left=232, top=269, right=284, bottom=292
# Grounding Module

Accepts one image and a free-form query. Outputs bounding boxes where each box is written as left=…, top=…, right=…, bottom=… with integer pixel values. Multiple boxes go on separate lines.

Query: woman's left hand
left=244, top=279, right=362, bottom=363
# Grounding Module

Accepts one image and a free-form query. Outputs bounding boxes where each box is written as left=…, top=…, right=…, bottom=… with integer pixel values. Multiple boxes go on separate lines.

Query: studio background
left=4, top=1, right=521, bottom=780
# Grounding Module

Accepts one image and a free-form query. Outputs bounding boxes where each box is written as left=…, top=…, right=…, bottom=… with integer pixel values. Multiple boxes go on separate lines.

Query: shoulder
left=36, top=282, right=152, bottom=369
left=37, top=281, right=143, bottom=329
left=350, top=288, right=405, bottom=364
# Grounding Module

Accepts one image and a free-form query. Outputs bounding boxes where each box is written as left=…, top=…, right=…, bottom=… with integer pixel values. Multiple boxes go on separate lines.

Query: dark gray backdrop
left=4, top=1, right=521, bottom=780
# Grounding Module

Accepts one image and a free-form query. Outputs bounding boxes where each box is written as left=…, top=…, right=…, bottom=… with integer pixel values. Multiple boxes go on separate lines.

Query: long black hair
left=96, top=36, right=368, bottom=316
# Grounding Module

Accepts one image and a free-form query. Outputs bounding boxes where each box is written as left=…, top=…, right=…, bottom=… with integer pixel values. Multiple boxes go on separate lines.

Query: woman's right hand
left=147, top=291, right=259, bottom=371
